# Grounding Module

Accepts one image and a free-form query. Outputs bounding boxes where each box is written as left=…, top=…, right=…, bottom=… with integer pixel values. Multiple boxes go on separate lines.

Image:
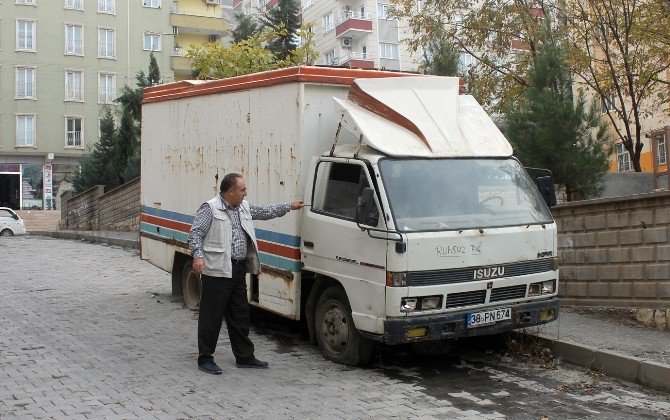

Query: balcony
left=338, top=52, right=374, bottom=69
left=171, top=47, right=194, bottom=79
left=171, top=4, right=229, bottom=36
left=335, top=11, right=372, bottom=39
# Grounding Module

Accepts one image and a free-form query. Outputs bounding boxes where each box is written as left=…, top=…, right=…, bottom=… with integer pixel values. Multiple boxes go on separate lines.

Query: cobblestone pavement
left=1, top=236, right=669, bottom=419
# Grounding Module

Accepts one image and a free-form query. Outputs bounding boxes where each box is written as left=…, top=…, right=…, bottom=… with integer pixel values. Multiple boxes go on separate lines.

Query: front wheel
left=315, top=286, right=373, bottom=366
left=181, top=262, right=201, bottom=310
left=0, top=229, right=13, bottom=237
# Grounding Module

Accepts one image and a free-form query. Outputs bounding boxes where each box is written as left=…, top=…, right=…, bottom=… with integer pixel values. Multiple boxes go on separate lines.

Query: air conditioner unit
left=344, top=5, right=351, bottom=11
left=205, top=0, right=219, bottom=4
left=341, top=37, right=352, bottom=48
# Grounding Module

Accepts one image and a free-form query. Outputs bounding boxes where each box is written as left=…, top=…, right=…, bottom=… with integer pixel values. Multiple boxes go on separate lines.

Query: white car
left=0, top=207, right=27, bottom=236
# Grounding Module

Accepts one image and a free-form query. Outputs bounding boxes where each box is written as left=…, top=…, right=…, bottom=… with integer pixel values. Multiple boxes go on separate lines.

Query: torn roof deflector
left=334, top=76, right=513, bottom=158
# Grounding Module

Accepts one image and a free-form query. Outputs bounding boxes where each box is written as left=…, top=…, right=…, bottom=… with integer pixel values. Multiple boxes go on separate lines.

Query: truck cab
left=298, top=77, right=558, bottom=365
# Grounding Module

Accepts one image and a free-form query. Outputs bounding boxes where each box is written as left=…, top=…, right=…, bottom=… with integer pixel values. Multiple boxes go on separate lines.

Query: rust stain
left=261, top=264, right=294, bottom=281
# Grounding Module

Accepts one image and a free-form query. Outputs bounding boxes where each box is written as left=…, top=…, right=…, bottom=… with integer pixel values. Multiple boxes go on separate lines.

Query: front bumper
left=370, top=298, right=559, bottom=345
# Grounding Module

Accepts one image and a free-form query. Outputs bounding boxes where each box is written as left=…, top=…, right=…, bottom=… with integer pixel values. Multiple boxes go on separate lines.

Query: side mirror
left=536, top=176, right=557, bottom=207
left=355, top=187, right=376, bottom=227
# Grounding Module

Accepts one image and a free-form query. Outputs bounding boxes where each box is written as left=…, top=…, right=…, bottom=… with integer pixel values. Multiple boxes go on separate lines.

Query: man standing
left=188, top=173, right=304, bottom=375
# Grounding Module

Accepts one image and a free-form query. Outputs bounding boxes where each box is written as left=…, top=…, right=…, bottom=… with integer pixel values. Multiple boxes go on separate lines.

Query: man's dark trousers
left=197, top=261, right=255, bottom=366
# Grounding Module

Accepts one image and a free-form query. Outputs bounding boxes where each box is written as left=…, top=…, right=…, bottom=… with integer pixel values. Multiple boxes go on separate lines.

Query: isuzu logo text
left=474, top=266, right=505, bottom=280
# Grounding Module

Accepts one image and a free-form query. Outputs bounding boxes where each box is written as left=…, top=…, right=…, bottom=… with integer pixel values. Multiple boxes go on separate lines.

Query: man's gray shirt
left=188, top=198, right=291, bottom=260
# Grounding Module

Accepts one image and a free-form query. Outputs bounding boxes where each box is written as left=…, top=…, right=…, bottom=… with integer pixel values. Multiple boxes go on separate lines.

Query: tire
left=182, top=262, right=201, bottom=310
left=315, top=286, right=373, bottom=366
left=0, top=229, right=13, bottom=237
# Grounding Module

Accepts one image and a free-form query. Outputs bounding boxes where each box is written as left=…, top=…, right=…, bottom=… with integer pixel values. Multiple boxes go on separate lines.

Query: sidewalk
left=29, top=229, right=670, bottom=393
left=528, top=307, right=670, bottom=392
left=31, top=229, right=139, bottom=249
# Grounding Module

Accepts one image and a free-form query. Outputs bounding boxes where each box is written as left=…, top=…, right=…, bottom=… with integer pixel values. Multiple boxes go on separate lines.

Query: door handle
left=303, top=241, right=314, bottom=248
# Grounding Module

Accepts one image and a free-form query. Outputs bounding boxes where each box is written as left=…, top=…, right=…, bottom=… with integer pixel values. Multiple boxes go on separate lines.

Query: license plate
left=466, top=307, right=511, bottom=328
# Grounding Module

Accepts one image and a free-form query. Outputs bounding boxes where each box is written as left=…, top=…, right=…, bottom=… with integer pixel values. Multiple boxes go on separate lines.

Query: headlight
left=529, top=280, right=556, bottom=296
left=386, top=272, right=407, bottom=287
left=401, top=295, right=442, bottom=312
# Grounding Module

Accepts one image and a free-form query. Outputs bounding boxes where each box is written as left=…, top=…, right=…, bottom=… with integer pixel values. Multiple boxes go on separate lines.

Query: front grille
left=445, top=290, right=486, bottom=308
left=407, top=258, right=554, bottom=286
left=490, top=285, right=527, bottom=302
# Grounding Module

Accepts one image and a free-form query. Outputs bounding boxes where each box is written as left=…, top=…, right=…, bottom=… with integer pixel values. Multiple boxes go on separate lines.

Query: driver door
left=300, top=159, right=387, bottom=328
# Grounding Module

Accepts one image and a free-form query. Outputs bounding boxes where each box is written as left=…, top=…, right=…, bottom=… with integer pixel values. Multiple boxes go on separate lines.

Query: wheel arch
left=172, top=251, right=191, bottom=297
left=304, top=273, right=342, bottom=345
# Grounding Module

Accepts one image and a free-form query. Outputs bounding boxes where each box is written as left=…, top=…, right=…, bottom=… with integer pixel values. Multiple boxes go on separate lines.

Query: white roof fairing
left=334, top=76, right=513, bottom=158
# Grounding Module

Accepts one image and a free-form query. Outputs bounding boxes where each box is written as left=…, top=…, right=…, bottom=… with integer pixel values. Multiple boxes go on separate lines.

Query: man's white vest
left=201, top=196, right=261, bottom=278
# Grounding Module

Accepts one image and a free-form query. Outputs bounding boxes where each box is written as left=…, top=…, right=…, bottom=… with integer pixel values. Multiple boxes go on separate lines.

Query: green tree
left=148, top=52, right=161, bottom=86
left=420, top=23, right=460, bottom=76
left=72, top=107, right=119, bottom=193
left=262, top=0, right=301, bottom=60
left=233, top=13, right=260, bottom=43
left=115, top=107, right=139, bottom=185
left=188, top=23, right=318, bottom=79
left=505, top=25, right=610, bottom=201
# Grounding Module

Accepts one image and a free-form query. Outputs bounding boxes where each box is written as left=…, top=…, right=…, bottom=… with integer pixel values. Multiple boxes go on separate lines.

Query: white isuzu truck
left=140, top=66, right=559, bottom=365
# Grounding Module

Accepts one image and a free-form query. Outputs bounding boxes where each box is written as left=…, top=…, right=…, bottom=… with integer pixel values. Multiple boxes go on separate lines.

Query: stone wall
left=98, top=179, right=141, bottom=230
left=60, top=185, right=105, bottom=230
left=554, top=190, right=670, bottom=309
left=60, top=178, right=140, bottom=231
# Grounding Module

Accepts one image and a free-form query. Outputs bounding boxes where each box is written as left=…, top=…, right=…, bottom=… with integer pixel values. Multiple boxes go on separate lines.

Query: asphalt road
left=1, top=236, right=669, bottom=419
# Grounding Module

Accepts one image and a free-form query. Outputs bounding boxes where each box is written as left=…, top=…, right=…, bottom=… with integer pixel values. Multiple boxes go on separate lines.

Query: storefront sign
left=43, top=164, right=53, bottom=210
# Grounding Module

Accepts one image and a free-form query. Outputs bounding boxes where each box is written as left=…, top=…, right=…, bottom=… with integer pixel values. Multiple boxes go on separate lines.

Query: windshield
left=379, top=158, right=553, bottom=232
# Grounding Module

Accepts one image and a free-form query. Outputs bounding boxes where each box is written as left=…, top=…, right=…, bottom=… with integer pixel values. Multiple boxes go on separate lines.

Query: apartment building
left=0, top=0, right=230, bottom=211
left=232, top=0, right=421, bottom=71
left=171, top=0, right=232, bottom=80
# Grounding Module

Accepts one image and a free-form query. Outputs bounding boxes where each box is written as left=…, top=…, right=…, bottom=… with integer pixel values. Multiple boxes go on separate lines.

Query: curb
left=29, top=230, right=139, bottom=249
left=530, top=334, right=670, bottom=393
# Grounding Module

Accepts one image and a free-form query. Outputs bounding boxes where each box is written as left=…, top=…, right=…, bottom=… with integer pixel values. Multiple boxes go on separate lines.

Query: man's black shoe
left=198, top=361, right=222, bottom=375
left=236, top=358, right=269, bottom=369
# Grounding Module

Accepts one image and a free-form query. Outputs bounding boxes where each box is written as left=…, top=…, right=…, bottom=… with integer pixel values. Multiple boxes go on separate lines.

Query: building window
left=458, top=52, right=475, bottom=71
left=616, top=143, right=632, bottom=172
left=142, top=0, right=160, bottom=8
left=98, top=0, right=115, bottom=13
left=16, top=0, right=37, bottom=5
left=143, top=33, right=161, bottom=51
left=65, top=70, right=84, bottom=101
left=379, top=42, right=398, bottom=59
left=16, top=115, right=36, bottom=147
left=324, top=49, right=335, bottom=65
left=66, top=117, right=83, bottom=147
left=16, top=20, right=36, bottom=51
left=322, top=12, right=334, bottom=32
left=601, top=93, right=615, bottom=114
left=377, top=3, right=394, bottom=20
left=98, top=73, right=116, bottom=103
left=657, top=134, right=667, bottom=165
left=66, top=24, right=84, bottom=55
left=65, top=0, right=83, bottom=10
left=16, top=67, right=36, bottom=99
left=98, top=28, right=116, bottom=58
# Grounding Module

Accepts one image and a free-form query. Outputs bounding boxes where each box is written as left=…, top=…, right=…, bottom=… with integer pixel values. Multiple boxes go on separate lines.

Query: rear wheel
left=0, top=229, right=13, bottom=237
left=315, top=286, right=373, bottom=366
left=181, top=262, right=201, bottom=310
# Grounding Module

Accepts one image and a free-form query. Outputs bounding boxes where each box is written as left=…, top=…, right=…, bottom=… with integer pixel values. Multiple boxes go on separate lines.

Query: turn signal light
left=407, top=327, right=427, bottom=338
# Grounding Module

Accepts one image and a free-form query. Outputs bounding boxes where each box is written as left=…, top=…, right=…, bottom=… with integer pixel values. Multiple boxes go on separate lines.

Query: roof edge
left=141, top=66, right=412, bottom=104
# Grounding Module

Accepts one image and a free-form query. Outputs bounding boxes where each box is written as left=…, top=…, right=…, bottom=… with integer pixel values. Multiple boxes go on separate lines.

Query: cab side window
left=312, top=161, right=379, bottom=223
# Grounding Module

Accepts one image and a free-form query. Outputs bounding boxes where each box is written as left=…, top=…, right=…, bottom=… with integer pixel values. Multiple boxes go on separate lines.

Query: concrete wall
left=60, top=178, right=139, bottom=231
left=554, top=190, right=670, bottom=309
